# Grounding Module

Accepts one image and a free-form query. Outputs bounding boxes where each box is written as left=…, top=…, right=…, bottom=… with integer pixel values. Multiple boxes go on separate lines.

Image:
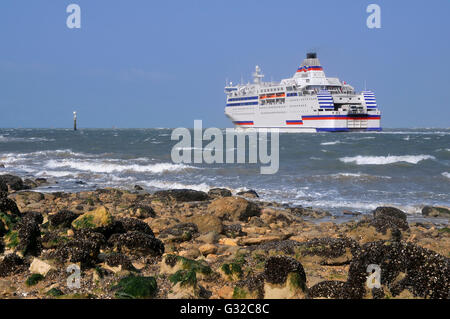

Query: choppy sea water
left=0, top=128, right=449, bottom=220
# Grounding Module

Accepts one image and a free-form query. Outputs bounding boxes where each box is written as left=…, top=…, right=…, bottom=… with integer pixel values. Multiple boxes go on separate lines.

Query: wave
left=140, top=180, right=212, bottom=192
left=44, top=159, right=198, bottom=174
left=442, top=172, right=450, bottom=179
left=320, top=140, right=341, bottom=145
left=0, top=135, right=55, bottom=143
left=340, top=155, right=435, bottom=165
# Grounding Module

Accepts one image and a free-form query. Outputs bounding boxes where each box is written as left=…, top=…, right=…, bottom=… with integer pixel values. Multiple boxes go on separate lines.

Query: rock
left=208, top=196, right=261, bottom=222
left=153, top=189, right=209, bottom=202
left=126, top=204, right=156, bottom=219
left=237, top=189, right=259, bottom=198
left=113, top=274, right=158, bottom=298
left=104, top=253, right=135, bottom=271
left=343, top=210, right=361, bottom=216
left=0, top=180, right=8, bottom=195
left=217, top=285, right=234, bottom=298
left=29, top=258, right=55, bottom=276
left=422, top=206, right=450, bottom=218
left=238, top=235, right=288, bottom=246
left=15, top=212, right=43, bottom=256
left=233, top=274, right=265, bottom=299
left=160, top=254, right=212, bottom=280
left=117, top=217, right=154, bottom=236
left=197, top=231, right=219, bottom=244
left=369, top=206, right=409, bottom=235
left=222, top=224, right=246, bottom=238
left=296, top=237, right=360, bottom=266
left=159, top=223, right=198, bottom=243
left=108, top=231, right=164, bottom=257
left=373, top=206, right=407, bottom=221
left=48, top=209, right=79, bottom=228
left=134, top=184, right=144, bottom=191
left=0, top=196, right=21, bottom=217
left=263, top=256, right=307, bottom=299
left=186, top=215, right=223, bottom=234
left=50, top=230, right=106, bottom=268
left=71, top=206, right=114, bottom=231
left=308, top=281, right=347, bottom=299
left=199, top=243, right=217, bottom=256
left=0, top=174, right=27, bottom=191
left=218, top=238, right=239, bottom=246
left=208, top=188, right=232, bottom=199
left=179, top=248, right=201, bottom=259
left=0, top=253, right=26, bottom=277
left=290, top=206, right=331, bottom=219
left=346, top=241, right=449, bottom=299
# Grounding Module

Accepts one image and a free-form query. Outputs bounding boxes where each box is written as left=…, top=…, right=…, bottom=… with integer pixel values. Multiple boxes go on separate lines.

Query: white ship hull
left=224, top=53, right=381, bottom=132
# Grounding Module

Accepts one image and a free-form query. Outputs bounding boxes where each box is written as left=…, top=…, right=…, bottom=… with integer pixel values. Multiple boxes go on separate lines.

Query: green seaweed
left=168, top=269, right=197, bottom=287
left=46, top=288, right=64, bottom=297
left=72, top=214, right=95, bottom=229
left=232, top=286, right=248, bottom=299
left=113, top=275, right=157, bottom=299
left=26, top=273, right=44, bottom=286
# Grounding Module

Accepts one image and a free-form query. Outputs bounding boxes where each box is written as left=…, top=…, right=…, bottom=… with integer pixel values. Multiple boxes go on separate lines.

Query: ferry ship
left=224, top=53, right=381, bottom=132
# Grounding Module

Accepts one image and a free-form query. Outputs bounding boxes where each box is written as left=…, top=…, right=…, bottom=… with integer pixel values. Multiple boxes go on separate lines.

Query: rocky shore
left=0, top=174, right=448, bottom=299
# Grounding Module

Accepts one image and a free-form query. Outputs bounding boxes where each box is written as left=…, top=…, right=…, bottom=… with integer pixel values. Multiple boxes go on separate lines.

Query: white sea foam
left=36, top=170, right=75, bottom=177
left=340, top=155, right=435, bottom=165
left=442, top=172, right=450, bottom=179
left=44, top=159, right=197, bottom=174
left=320, top=140, right=340, bottom=145
left=140, top=180, right=212, bottom=192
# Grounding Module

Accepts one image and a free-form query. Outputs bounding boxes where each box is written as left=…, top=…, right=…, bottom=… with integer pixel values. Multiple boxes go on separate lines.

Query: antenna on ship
left=364, top=80, right=367, bottom=91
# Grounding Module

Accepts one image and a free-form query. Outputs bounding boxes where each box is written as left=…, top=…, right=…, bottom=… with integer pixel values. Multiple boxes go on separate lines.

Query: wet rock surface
left=153, top=189, right=209, bottom=202
left=0, top=185, right=448, bottom=299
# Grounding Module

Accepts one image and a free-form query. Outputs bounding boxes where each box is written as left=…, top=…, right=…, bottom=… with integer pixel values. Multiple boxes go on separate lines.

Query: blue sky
left=0, top=0, right=449, bottom=128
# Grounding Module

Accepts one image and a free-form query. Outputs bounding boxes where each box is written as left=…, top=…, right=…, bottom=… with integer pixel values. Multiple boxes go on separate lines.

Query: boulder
left=295, top=237, right=360, bottom=266
left=153, top=189, right=209, bottom=202
left=0, top=253, right=26, bottom=277
left=48, top=209, right=79, bottom=228
left=15, top=212, right=43, bottom=256
left=104, top=253, right=135, bottom=271
left=308, top=280, right=347, bottom=299
left=159, top=223, right=198, bottom=243
left=290, top=206, right=331, bottom=219
left=422, top=206, right=450, bottom=218
left=116, top=217, right=154, bottom=236
left=208, top=196, right=260, bottom=222
left=108, top=231, right=164, bottom=257
left=0, top=196, right=21, bottom=217
left=237, top=189, right=259, bottom=198
left=71, top=206, right=114, bottom=231
left=29, top=258, right=56, bottom=276
left=50, top=230, right=106, bottom=268
left=0, top=174, right=27, bottom=191
left=185, top=215, right=223, bottom=234
left=208, top=188, right=232, bottom=199
left=369, top=206, right=409, bottom=235
left=199, top=243, right=217, bottom=256
left=346, top=241, right=449, bottom=299
left=263, top=256, right=307, bottom=299
left=126, top=204, right=156, bottom=219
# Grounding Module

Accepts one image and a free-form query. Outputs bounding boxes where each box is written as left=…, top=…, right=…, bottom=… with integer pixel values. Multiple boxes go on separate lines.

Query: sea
left=0, top=128, right=449, bottom=222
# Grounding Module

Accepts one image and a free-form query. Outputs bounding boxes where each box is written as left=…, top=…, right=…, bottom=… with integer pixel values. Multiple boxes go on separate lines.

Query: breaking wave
left=340, top=155, right=435, bottom=165
left=44, top=159, right=197, bottom=174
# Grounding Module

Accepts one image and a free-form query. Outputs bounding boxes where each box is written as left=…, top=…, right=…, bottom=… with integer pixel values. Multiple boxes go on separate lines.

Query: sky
left=0, top=0, right=449, bottom=128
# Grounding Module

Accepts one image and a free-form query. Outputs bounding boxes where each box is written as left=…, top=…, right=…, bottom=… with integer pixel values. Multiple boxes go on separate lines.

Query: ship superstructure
left=224, top=53, right=381, bottom=132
